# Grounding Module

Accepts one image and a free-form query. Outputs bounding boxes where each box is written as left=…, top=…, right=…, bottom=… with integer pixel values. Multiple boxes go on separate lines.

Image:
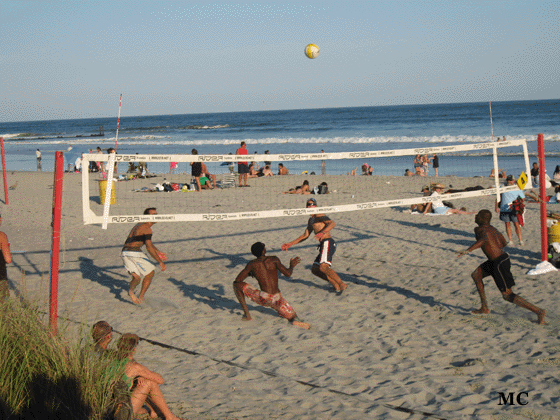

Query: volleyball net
left=81, top=139, right=532, bottom=227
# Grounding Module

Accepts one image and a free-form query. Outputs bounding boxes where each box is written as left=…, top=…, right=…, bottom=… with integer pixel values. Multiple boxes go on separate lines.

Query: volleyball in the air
left=305, top=44, right=320, bottom=59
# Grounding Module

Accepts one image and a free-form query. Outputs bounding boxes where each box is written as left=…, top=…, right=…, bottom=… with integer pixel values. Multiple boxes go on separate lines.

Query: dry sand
left=2, top=171, right=559, bottom=419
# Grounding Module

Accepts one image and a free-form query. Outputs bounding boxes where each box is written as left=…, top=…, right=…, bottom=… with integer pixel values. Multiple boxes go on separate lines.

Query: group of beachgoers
left=405, top=153, right=439, bottom=177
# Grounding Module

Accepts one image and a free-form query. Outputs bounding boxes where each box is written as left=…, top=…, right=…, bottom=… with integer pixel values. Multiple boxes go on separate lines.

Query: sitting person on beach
left=190, top=149, right=214, bottom=191
left=115, top=333, right=185, bottom=420
left=91, top=320, right=115, bottom=357
left=361, top=163, right=369, bottom=175
left=404, top=168, right=414, bottom=177
left=278, top=163, right=289, bottom=175
left=233, top=242, right=310, bottom=329
left=490, top=168, right=506, bottom=179
left=457, top=209, right=545, bottom=324
left=282, top=180, right=311, bottom=195
left=248, top=163, right=260, bottom=178
left=261, top=165, right=273, bottom=177
left=410, top=185, right=432, bottom=213
left=422, top=183, right=475, bottom=215
left=201, top=162, right=217, bottom=189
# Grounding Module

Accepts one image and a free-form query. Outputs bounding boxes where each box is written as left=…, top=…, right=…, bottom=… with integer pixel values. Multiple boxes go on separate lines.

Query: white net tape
left=81, top=139, right=531, bottom=225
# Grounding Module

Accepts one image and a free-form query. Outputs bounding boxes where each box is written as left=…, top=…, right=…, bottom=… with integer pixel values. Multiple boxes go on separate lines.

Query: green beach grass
left=0, top=299, right=129, bottom=420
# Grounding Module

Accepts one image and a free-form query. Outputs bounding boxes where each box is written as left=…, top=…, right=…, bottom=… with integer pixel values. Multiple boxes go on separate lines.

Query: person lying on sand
left=282, top=180, right=311, bottom=194
left=233, top=242, right=310, bottom=329
left=457, top=209, right=545, bottom=324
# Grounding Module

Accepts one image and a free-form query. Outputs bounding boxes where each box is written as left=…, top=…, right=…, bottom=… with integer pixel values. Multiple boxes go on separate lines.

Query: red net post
left=0, top=137, right=8, bottom=205
left=50, top=151, right=64, bottom=335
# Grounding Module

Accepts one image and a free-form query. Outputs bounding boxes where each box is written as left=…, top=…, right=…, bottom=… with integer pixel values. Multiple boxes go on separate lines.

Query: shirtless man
left=278, top=163, right=289, bottom=175
left=457, top=209, right=545, bottom=324
left=233, top=242, right=310, bottom=329
left=121, top=208, right=167, bottom=304
left=282, top=198, right=347, bottom=293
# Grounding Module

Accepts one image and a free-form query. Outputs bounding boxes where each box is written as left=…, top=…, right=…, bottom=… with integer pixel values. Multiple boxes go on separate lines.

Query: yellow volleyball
left=305, top=44, right=320, bottom=59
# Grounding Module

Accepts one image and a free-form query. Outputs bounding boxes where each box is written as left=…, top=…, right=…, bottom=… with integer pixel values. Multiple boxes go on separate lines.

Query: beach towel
left=510, top=198, right=525, bottom=227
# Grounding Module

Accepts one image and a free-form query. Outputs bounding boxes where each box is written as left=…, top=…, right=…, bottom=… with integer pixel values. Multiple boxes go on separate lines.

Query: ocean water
left=1, top=99, right=560, bottom=176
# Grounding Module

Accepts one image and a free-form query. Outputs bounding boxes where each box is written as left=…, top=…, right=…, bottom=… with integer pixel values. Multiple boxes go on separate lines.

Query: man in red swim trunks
left=233, top=242, right=310, bottom=329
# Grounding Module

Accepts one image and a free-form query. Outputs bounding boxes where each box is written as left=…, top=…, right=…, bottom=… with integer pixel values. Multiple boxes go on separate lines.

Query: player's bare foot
left=537, top=309, right=546, bottom=325
left=292, top=320, right=310, bottom=329
left=242, top=314, right=252, bottom=321
left=129, top=290, right=141, bottom=304
left=472, top=308, right=490, bottom=314
left=339, top=282, right=348, bottom=292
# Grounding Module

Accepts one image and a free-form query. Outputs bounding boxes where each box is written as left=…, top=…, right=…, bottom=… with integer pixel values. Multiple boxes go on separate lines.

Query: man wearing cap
left=457, top=209, right=545, bottom=324
left=411, top=186, right=431, bottom=212
left=122, top=208, right=167, bottom=304
left=233, top=242, right=310, bottom=329
left=422, top=184, right=475, bottom=215
left=282, top=198, right=347, bottom=293
left=496, top=175, right=525, bottom=246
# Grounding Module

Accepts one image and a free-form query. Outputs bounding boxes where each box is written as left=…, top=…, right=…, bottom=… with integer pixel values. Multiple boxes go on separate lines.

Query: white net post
left=102, top=152, right=117, bottom=230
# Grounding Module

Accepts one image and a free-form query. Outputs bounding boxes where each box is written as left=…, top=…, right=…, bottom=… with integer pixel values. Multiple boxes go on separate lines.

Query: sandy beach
left=2, top=170, right=559, bottom=419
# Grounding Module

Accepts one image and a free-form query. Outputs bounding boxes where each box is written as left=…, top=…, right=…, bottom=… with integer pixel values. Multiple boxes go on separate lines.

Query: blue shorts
left=499, top=212, right=519, bottom=223
left=314, top=238, right=336, bottom=266
left=433, top=206, right=450, bottom=215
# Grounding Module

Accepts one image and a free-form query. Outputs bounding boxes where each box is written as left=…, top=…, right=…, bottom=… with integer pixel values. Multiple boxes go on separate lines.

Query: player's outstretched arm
left=282, top=228, right=311, bottom=250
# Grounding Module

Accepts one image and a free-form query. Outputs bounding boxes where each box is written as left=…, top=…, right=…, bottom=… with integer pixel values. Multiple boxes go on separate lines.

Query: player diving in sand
left=234, top=242, right=310, bottom=329
left=457, top=209, right=545, bottom=324
left=282, top=198, right=347, bottom=293
left=121, top=208, right=167, bottom=304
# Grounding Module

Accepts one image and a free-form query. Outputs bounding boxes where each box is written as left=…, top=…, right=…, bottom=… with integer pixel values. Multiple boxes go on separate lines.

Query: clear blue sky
left=1, top=1, right=559, bottom=122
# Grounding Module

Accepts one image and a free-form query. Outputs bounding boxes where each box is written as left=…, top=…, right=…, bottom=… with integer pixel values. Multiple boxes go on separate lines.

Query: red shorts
left=242, top=284, right=296, bottom=320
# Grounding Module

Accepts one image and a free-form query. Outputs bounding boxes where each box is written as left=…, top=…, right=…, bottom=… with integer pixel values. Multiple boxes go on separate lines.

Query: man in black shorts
left=236, top=141, right=250, bottom=187
left=457, top=209, right=545, bottom=324
left=282, top=198, right=347, bottom=293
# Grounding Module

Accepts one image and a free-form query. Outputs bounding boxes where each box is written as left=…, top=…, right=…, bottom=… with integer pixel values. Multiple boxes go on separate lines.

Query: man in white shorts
left=121, top=208, right=167, bottom=304
left=422, top=183, right=475, bottom=215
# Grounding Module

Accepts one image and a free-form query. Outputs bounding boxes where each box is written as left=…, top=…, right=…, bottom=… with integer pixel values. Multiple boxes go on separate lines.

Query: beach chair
left=218, top=173, right=236, bottom=189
